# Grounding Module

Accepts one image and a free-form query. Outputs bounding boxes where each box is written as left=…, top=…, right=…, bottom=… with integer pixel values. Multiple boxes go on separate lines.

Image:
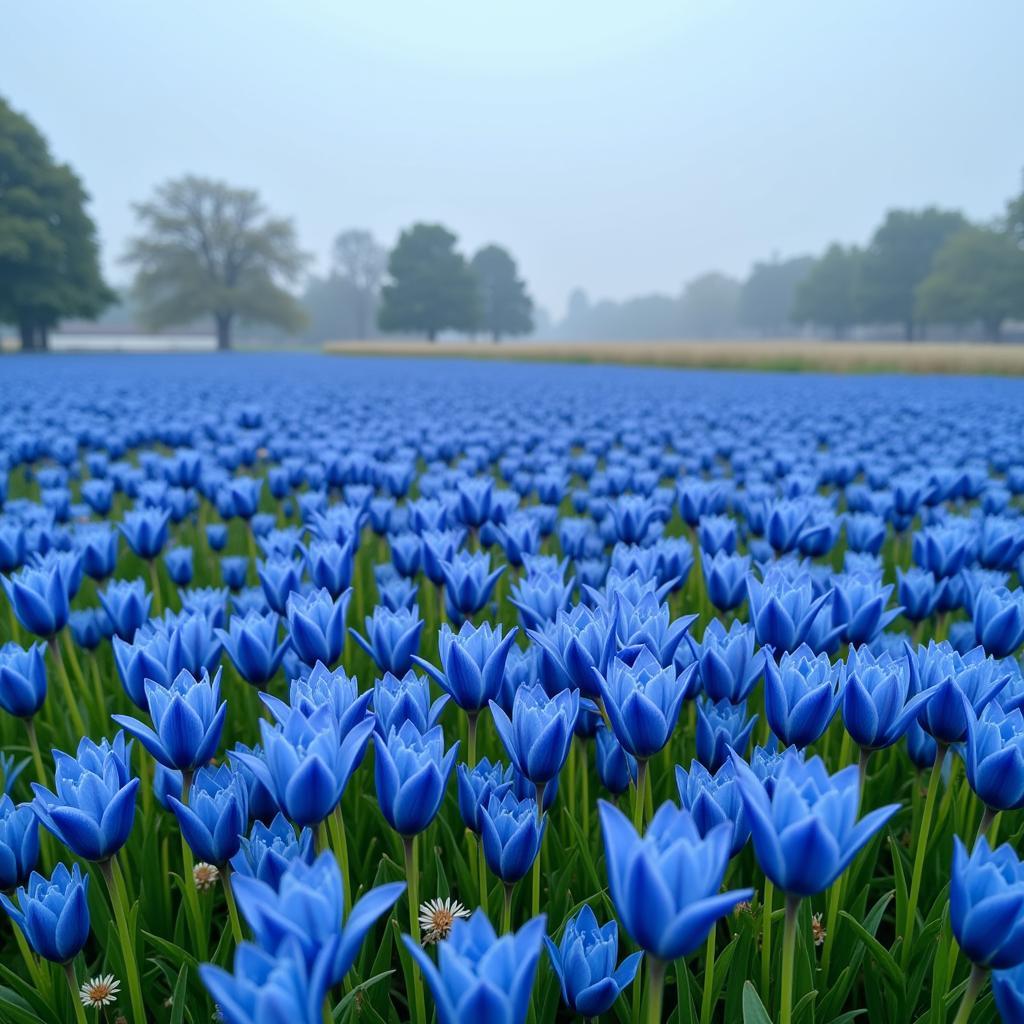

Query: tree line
left=3, top=90, right=1023, bottom=349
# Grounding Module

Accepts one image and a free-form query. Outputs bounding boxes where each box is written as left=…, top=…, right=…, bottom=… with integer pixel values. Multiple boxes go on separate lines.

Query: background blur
left=2, top=0, right=1023, bottom=350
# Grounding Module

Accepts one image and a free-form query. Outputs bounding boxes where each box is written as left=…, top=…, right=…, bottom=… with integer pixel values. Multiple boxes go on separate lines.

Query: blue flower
left=842, top=646, right=933, bottom=751
left=206, top=523, right=229, bottom=552
left=403, top=910, right=546, bottom=1024
left=702, top=551, right=751, bottom=612
left=913, top=523, right=973, bottom=579
left=951, top=836, right=1024, bottom=969
left=303, top=538, right=355, bottom=598
left=675, top=759, right=750, bottom=857
left=257, top=557, right=303, bottom=614
left=480, top=790, right=544, bottom=883
left=972, top=586, right=1024, bottom=659
left=286, top=587, right=350, bottom=668
left=455, top=477, right=496, bottom=529
left=595, top=723, right=637, bottom=795
left=0, top=642, right=47, bottom=719
left=457, top=757, right=512, bottom=834
left=594, top=648, right=693, bottom=760
left=831, top=572, right=902, bottom=646
left=98, top=577, right=152, bottom=641
left=31, top=732, right=138, bottom=861
left=747, top=570, right=834, bottom=654
left=544, top=904, right=642, bottom=1016
left=239, top=705, right=374, bottom=827
left=844, top=513, right=886, bottom=556
left=696, top=697, right=758, bottom=771
left=374, top=721, right=459, bottom=836
left=0, top=795, right=39, bottom=890
left=221, top=555, right=250, bottom=591
left=227, top=742, right=280, bottom=823
left=1, top=562, right=72, bottom=638
left=373, top=669, right=449, bottom=737
left=265, top=662, right=372, bottom=740
left=993, top=962, right=1024, bottom=1021
left=731, top=751, right=898, bottom=896
left=230, top=813, right=315, bottom=890
left=232, top=851, right=405, bottom=984
left=965, top=703, right=1024, bottom=812
left=599, top=799, right=752, bottom=960
left=169, top=763, right=249, bottom=864
left=350, top=605, right=424, bottom=677
left=0, top=862, right=90, bottom=963
left=693, top=619, right=763, bottom=703
left=764, top=643, right=844, bottom=748
left=76, top=525, right=119, bottom=581
left=510, top=571, right=575, bottom=631
left=119, top=507, right=171, bottom=560
left=415, top=620, right=518, bottom=714
left=440, top=551, right=504, bottom=621
left=389, top=532, right=422, bottom=578
left=164, top=546, right=194, bottom=586
left=528, top=605, right=617, bottom=700
left=216, top=610, right=289, bottom=689
left=113, top=668, right=227, bottom=773
left=490, top=683, right=578, bottom=786
left=897, top=568, right=946, bottom=623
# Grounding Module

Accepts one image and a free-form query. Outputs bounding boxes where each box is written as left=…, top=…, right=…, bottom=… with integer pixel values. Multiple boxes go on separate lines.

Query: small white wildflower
left=419, top=897, right=470, bottom=944
left=79, top=974, right=121, bottom=1008
left=812, top=912, right=827, bottom=947
left=193, top=862, right=220, bottom=890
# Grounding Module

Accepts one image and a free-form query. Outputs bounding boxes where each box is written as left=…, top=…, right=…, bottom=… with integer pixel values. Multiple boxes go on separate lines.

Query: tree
left=737, top=256, right=814, bottom=336
left=377, top=223, right=478, bottom=340
left=470, top=244, right=533, bottom=341
left=331, top=229, right=385, bottom=339
left=679, top=272, right=740, bottom=338
left=915, top=226, right=1024, bottom=340
left=792, top=244, right=862, bottom=338
left=857, top=207, right=968, bottom=340
left=0, top=95, right=113, bottom=350
left=123, top=176, right=307, bottom=349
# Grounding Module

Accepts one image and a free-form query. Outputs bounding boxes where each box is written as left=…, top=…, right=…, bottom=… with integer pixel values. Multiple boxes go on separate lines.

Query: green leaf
left=838, top=911, right=903, bottom=991
left=169, top=965, right=189, bottom=1024
left=742, top=981, right=772, bottom=1024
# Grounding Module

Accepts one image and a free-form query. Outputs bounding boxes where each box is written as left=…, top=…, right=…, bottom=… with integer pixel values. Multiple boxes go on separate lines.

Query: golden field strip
left=323, top=339, right=1024, bottom=375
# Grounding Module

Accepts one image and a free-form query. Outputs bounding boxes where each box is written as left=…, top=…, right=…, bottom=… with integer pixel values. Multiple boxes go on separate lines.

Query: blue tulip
left=0, top=642, right=47, bottom=719
left=230, top=813, right=315, bottom=890
left=0, top=862, right=90, bottom=963
left=164, top=546, right=194, bottom=586
left=421, top=528, right=466, bottom=585
left=403, top=910, right=546, bottom=1024
left=490, top=683, right=578, bottom=788
left=0, top=795, right=39, bottom=890
left=98, top=577, right=152, bottom=641
left=528, top=605, right=617, bottom=700
left=696, top=697, right=758, bottom=771
left=913, top=523, right=973, bottom=579
left=233, top=851, right=405, bottom=985
left=304, top=538, right=355, bottom=598
left=599, top=799, right=753, bottom=959
left=76, top=525, right=119, bottom=581
left=457, top=757, right=513, bottom=834
left=113, top=667, right=227, bottom=774
left=223, top=476, right=264, bottom=520
left=287, top=587, right=351, bottom=667
left=544, top=904, right=642, bottom=1016
left=373, top=669, right=449, bottom=737
left=375, top=721, right=459, bottom=836
left=206, top=523, right=229, bottom=552
left=731, top=750, right=898, bottom=896
left=965, top=703, right=1024, bottom=812
left=119, top=507, right=171, bottom=560
left=201, top=939, right=336, bottom=1024
left=897, top=568, right=946, bottom=623
left=844, top=513, right=886, bottom=555
left=0, top=521, right=27, bottom=573
left=951, top=836, right=1024, bottom=969
left=266, top=662, right=372, bottom=740
left=216, top=609, right=289, bottom=689
left=675, top=759, right=750, bottom=856
left=31, top=732, right=139, bottom=861
left=764, top=643, right=844, bottom=748
left=221, top=555, right=250, bottom=591
left=240, top=704, right=374, bottom=827
left=993, top=962, right=1024, bottom=1021
left=831, top=572, right=902, bottom=646
left=747, top=570, right=833, bottom=654
left=375, top=568, right=419, bottom=612
left=440, top=551, right=504, bottom=621
left=480, top=791, right=545, bottom=883
left=973, top=586, right=1024, bottom=658
left=694, top=619, right=763, bottom=703
left=414, top=620, right=518, bottom=715
left=455, top=477, right=496, bottom=529
left=1, top=562, right=72, bottom=638
left=257, top=557, right=303, bottom=614
left=389, top=532, right=422, bottom=578
left=226, top=742, right=280, bottom=823
left=702, top=551, right=750, bottom=612
left=595, top=723, right=637, bottom=795
left=169, top=763, right=248, bottom=864
left=350, top=605, right=424, bottom=676
left=153, top=764, right=184, bottom=810
left=594, top=648, right=693, bottom=760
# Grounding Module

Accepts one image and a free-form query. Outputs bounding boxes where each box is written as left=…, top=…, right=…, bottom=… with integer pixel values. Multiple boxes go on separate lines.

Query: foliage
left=737, top=257, right=814, bottom=336
left=470, top=245, right=533, bottom=341
left=792, top=244, right=863, bottom=338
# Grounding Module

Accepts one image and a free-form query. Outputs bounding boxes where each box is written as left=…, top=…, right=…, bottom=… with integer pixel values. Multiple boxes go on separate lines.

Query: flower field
left=1, top=353, right=1024, bottom=1023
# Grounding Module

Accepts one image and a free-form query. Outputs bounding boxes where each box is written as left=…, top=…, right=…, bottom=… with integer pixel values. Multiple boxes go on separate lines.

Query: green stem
left=222, top=870, right=243, bottom=944
left=88, top=654, right=106, bottom=727
left=100, top=859, right=146, bottom=1024
left=952, top=964, right=987, bottom=1024
left=975, top=806, right=996, bottom=848
left=148, top=559, right=163, bottom=616
left=902, top=744, right=945, bottom=970
left=502, top=883, right=514, bottom=933
left=12, top=925, right=45, bottom=995
left=532, top=781, right=546, bottom=919
left=477, top=835, right=488, bottom=917
left=178, top=769, right=207, bottom=959
left=760, top=879, right=774, bottom=1002
left=700, top=923, right=717, bottom=1024
left=403, top=835, right=426, bottom=1024
left=48, top=637, right=86, bottom=738
left=820, top=873, right=844, bottom=983
left=329, top=805, right=352, bottom=916
left=467, top=712, right=478, bottom=768
left=780, top=896, right=800, bottom=1024
left=25, top=718, right=47, bottom=785
left=645, top=956, right=666, bottom=1024
left=633, top=759, right=649, bottom=832
left=63, top=961, right=89, bottom=1024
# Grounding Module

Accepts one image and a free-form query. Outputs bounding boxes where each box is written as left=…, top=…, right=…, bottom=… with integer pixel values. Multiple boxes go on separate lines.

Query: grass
left=323, top=338, right=1024, bottom=375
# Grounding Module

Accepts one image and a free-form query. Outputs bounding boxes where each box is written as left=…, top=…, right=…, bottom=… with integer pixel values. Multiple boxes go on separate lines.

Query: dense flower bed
left=1, top=354, right=1023, bottom=1023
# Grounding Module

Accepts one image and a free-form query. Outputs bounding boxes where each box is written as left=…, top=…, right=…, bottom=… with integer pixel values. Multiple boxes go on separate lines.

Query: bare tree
left=332, top=229, right=386, bottom=339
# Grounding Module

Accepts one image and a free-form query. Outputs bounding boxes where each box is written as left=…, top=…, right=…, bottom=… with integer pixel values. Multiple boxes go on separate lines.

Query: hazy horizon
left=6, top=0, right=1022, bottom=319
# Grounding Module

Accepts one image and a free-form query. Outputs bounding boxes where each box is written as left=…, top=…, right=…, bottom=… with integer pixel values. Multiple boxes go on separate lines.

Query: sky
left=5, top=0, right=1023, bottom=319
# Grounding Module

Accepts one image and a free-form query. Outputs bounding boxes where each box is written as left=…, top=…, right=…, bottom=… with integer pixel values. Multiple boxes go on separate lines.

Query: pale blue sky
left=5, top=0, right=1022, bottom=316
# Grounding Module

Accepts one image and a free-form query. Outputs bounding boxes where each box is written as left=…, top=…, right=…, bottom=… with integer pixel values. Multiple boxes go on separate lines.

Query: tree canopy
left=792, top=244, right=862, bottom=338
left=737, top=257, right=813, bottom=336
left=332, top=229, right=386, bottom=340
left=123, top=175, right=307, bottom=349
left=0, top=95, right=112, bottom=350
left=377, top=223, right=479, bottom=341
left=470, top=244, right=533, bottom=341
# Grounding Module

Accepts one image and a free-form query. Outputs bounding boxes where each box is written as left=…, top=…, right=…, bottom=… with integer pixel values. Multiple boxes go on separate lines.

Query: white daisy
left=419, top=897, right=470, bottom=943
left=193, top=862, right=220, bottom=890
left=79, top=974, right=121, bottom=1008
